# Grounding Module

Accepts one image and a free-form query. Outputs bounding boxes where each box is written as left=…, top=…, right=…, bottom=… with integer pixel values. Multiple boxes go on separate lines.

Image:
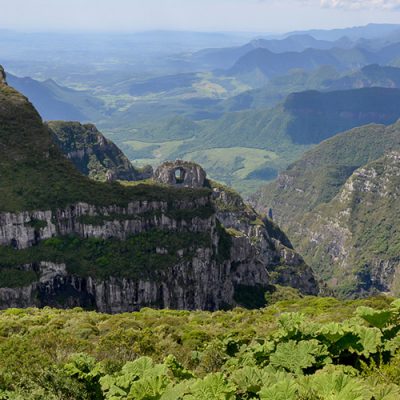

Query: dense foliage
left=1, top=296, right=400, bottom=398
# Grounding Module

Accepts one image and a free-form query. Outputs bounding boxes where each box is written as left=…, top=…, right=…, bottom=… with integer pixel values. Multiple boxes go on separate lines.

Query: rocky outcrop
left=0, top=253, right=270, bottom=313
left=154, top=160, right=206, bottom=188
left=48, top=121, right=151, bottom=182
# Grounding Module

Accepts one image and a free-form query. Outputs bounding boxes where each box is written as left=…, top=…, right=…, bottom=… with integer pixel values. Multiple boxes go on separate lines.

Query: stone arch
left=174, top=167, right=186, bottom=184
left=154, top=160, right=206, bottom=188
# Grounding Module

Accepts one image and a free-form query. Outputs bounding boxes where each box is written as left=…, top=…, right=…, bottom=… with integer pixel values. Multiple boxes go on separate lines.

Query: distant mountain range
left=187, top=35, right=353, bottom=70
left=7, top=73, right=104, bottom=122
left=228, top=42, right=400, bottom=86
left=284, top=23, right=400, bottom=41
left=5, top=22, right=400, bottom=196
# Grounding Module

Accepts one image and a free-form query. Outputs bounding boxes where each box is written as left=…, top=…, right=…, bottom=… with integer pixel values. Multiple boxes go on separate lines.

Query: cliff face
left=280, top=152, right=400, bottom=298
left=48, top=121, right=150, bottom=182
left=0, top=69, right=318, bottom=312
left=0, top=191, right=317, bottom=312
left=255, top=121, right=400, bottom=297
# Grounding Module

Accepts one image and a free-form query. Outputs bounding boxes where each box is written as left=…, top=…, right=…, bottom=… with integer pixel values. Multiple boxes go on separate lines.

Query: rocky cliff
left=0, top=189, right=317, bottom=312
left=255, top=122, right=400, bottom=297
left=0, top=67, right=317, bottom=312
left=48, top=121, right=151, bottom=182
left=296, top=152, right=400, bottom=297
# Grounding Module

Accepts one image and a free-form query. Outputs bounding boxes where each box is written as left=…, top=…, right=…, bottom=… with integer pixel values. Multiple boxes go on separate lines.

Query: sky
left=1, top=0, right=400, bottom=33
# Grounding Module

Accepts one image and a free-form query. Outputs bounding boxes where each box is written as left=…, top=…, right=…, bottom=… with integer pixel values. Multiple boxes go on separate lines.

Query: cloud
left=320, top=0, right=400, bottom=10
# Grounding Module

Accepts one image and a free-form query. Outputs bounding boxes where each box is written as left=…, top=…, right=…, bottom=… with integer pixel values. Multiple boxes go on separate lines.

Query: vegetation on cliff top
left=0, top=82, right=210, bottom=212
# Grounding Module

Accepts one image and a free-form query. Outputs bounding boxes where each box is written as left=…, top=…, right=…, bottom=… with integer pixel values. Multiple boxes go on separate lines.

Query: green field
left=124, top=139, right=188, bottom=167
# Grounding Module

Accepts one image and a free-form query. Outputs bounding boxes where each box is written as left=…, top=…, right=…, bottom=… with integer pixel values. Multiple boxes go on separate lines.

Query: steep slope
left=296, top=152, right=400, bottom=297
left=6, top=73, right=104, bottom=121
left=324, top=64, right=400, bottom=90
left=254, top=121, right=400, bottom=297
left=283, top=88, right=400, bottom=144
left=255, top=121, right=400, bottom=229
left=0, top=68, right=317, bottom=311
left=48, top=121, right=148, bottom=182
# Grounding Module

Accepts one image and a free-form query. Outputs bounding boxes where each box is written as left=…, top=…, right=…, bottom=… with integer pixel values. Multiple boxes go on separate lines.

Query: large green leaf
left=277, top=313, right=305, bottom=338
left=121, top=357, right=158, bottom=379
left=369, top=383, right=400, bottom=400
left=185, top=373, right=236, bottom=400
left=300, top=370, right=370, bottom=400
left=230, top=366, right=266, bottom=395
left=352, top=326, right=382, bottom=357
left=160, top=381, right=194, bottom=400
left=128, top=374, right=170, bottom=400
left=269, top=340, right=329, bottom=374
left=259, top=379, right=298, bottom=400
left=357, top=307, right=393, bottom=330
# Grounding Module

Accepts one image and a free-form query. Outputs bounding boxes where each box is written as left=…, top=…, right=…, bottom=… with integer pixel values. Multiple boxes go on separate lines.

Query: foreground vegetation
left=2, top=296, right=400, bottom=398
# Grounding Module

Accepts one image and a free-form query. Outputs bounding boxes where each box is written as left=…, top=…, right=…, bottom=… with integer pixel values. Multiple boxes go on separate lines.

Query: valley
left=4, top=26, right=400, bottom=195
left=1, top=13, right=400, bottom=398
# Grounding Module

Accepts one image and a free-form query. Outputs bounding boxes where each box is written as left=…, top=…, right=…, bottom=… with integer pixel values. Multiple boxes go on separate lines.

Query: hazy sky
left=1, top=0, right=400, bottom=33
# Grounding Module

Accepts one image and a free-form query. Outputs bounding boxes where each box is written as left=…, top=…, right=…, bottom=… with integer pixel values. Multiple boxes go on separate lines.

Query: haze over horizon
left=1, top=0, right=400, bottom=33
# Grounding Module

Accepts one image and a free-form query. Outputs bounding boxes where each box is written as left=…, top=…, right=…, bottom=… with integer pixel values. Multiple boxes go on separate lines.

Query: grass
left=184, top=147, right=278, bottom=180
left=122, top=139, right=187, bottom=167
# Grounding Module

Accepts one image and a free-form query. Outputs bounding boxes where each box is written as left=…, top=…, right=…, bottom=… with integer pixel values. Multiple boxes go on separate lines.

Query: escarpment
left=256, top=121, right=400, bottom=298
left=295, top=151, right=400, bottom=297
left=0, top=70, right=318, bottom=312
